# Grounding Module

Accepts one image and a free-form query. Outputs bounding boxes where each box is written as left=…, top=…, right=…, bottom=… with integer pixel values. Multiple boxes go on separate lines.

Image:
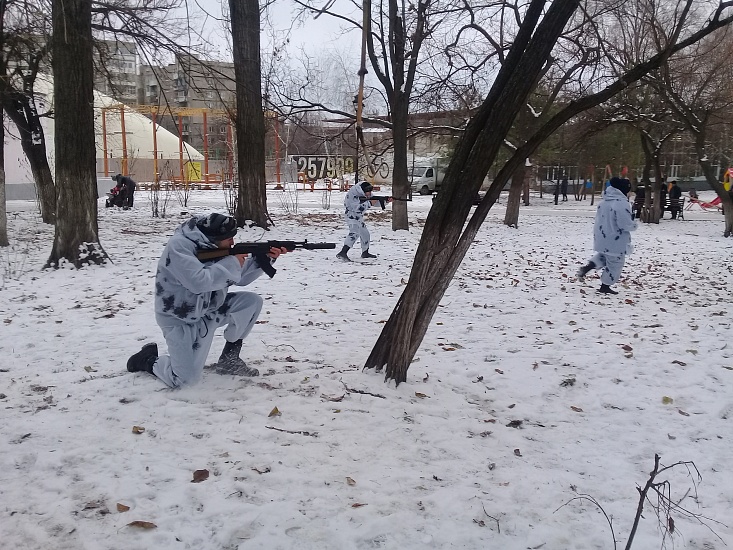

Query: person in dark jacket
left=668, top=180, right=682, bottom=219
left=126, top=213, right=289, bottom=387
left=576, top=177, right=637, bottom=294
left=560, top=176, right=569, bottom=201
left=112, top=174, right=137, bottom=209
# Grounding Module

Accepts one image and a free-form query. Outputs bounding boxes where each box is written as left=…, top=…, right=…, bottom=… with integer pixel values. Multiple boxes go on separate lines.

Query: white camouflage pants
left=344, top=216, right=370, bottom=252
left=152, top=291, right=263, bottom=388
left=589, top=252, right=626, bottom=286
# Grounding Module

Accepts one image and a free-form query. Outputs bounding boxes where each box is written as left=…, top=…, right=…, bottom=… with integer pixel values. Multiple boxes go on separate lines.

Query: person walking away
left=668, top=180, right=682, bottom=219
left=336, top=181, right=392, bottom=262
left=576, top=177, right=637, bottom=295
left=561, top=176, right=569, bottom=202
left=126, top=213, right=289, bottom=387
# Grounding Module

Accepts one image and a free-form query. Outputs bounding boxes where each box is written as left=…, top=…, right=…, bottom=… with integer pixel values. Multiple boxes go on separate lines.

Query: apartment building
left=94, top=40, right=138, bottom=105
left=138, top=55, right=236, bottom=163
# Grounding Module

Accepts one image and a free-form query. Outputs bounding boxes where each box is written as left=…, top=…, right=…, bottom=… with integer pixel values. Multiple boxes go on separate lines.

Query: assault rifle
left=197, top=240, right=336, bottom=278
left=359, top=195, right=410, bottom=210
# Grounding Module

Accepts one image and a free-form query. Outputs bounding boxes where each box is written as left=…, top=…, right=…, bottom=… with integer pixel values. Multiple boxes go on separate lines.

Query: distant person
left=336, top=181, right=392, bottom=262
left=561, top=176, right=569, bottom=202
left=105, top=179, right=126, bottom=208
left=632, top=185, right=646, bottom=220
left=668, top=180, right=682, bottom=219
left=688, top=188, right=698, bottom=200
left=112, top=173, right=137, bottom=209
left=576, top=177, right=637, bottom=295
left=580, top=179, right=591, bottom=200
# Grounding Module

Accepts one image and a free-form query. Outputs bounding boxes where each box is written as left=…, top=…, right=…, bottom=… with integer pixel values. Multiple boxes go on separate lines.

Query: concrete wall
left=6, top=177, right=114, bottom=201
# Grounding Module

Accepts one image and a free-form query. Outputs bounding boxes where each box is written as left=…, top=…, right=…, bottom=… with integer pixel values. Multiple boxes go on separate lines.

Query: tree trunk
left=0, top=0, right=8, bottom=247
left=639, top=133, right=662, bottom=224
left=0, top=117, right=7, bottom=247
left=230, top=0, right=269, bottom=229
left=504, top=164, right=526, bottom=227
left=3, top=92, right=56, bottom=224
left=364, top=0, right=579, bottom=384
left=48, top=0, right=106, bottom=267
left=391, top=93, right=409, bottom=230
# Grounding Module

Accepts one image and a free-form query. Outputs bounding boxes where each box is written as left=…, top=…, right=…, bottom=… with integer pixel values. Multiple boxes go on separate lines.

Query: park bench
left=632, top=195, right=685, bottom=220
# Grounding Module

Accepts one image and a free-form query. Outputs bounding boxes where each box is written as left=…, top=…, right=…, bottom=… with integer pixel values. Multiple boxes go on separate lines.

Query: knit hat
left=196, top=213, right=238, bottom=241
left=360, top=181, right=373, bottom=194
left=610, top=177, right=631, bottom=196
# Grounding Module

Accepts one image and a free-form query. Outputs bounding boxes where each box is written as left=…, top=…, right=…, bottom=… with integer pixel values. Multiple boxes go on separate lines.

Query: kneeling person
left=127, top=213, right=288, bottom=387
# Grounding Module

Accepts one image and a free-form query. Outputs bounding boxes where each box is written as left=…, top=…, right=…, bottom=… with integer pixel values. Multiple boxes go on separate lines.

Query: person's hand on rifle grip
left=267, top=246, right=288, bottom=260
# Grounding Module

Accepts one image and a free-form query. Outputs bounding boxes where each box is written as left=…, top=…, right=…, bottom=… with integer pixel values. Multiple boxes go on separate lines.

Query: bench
left=665, top=197, right=685, bottom=219
left=632, top=196, right=685, bottom=220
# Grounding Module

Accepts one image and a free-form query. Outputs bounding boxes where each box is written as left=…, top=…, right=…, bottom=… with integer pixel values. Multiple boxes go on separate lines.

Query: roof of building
left=5, top=74, right=204, bottom=185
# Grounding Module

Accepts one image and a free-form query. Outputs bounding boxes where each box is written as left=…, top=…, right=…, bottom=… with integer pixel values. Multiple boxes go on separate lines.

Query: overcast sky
left=192, top=0, right=362, bottom=60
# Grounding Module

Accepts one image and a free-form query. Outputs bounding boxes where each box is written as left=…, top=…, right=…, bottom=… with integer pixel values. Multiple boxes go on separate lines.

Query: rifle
left=197, top=240, right=336, bottom=278
left=359, top=195, right=410, bottom=209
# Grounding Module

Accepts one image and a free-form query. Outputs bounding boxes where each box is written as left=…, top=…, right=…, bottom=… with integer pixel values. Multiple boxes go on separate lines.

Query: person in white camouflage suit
left=336, top=181, right=391, bottom=262
left=126, top=213, right=288, bottom=387
left=577, top=177, right=637, bottom=294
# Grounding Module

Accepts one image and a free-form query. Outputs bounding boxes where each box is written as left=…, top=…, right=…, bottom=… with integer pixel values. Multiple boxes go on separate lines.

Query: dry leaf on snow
left=192, top=469, right=209, bottom=483
left=127, top=521, right=157, bottom=529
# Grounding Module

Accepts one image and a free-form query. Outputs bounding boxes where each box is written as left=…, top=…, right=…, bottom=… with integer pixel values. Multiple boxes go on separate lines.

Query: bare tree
left=290, top=0, right=436, bottom=230
left=48, top=0, right=106, bottom=267
left=0, top=0, right=56, bottom=223
left=0, top=0, right=8, bottom=247
left=2, top=54, right=56, bottom=224
left=364, top=1, right=733, bottom=384
left=654, top=28, right=733, bottom=235
left=228, top=0, right=270, bottom=228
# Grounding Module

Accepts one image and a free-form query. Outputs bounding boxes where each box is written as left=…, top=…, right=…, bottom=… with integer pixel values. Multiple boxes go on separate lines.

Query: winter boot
left=576, top=260, right=596, bottom=280
left=597, top=284, right=618, bottom=295
left=336, top=245, right=351, bottom=262
left=361, top=249, right=377, bottom=259
left=127, top=343, right=158, bottom=373
left=216, top=339, right=259, bottom=377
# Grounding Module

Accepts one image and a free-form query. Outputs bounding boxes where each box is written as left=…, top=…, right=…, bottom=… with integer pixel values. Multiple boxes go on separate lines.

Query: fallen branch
left=341, top=380, right=386, bottom=399
left=265, top=426, right=318, bottom=437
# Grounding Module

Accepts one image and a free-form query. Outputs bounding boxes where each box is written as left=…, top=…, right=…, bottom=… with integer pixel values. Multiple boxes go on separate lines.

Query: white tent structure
left=4, top=74, right=205, bottom=195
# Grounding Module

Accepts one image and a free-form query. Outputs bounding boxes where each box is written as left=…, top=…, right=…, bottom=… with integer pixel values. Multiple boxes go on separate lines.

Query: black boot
left=216, top=339, right=259, bottom=377
left=127, top=343, right=158, bottom=373
left=336, top=245, right=351, bottom=262
left=221, top=339, right=243, bottom=359
left=361, top=249, right=377, bottom=259
left=598, top=284, right=618, bottom=295
left=576, top=261, right=596, bottom=280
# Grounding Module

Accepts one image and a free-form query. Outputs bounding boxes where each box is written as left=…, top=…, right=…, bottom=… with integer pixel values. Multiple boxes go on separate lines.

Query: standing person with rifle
left=126, top=213, right=289, bottom=387
left=336, top=181, right=392, bottom=262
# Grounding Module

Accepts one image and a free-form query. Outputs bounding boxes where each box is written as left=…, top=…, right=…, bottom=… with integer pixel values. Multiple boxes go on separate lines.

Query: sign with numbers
left=291, top=156, right=355, bottom=180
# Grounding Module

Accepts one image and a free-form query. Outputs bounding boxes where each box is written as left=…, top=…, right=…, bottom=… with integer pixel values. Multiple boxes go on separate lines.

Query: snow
left=1, top=188, right=732, bottom=550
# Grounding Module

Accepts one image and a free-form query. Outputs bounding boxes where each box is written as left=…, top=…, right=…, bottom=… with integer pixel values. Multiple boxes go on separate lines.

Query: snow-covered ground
left=1, top=188, right=731, bottom=550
